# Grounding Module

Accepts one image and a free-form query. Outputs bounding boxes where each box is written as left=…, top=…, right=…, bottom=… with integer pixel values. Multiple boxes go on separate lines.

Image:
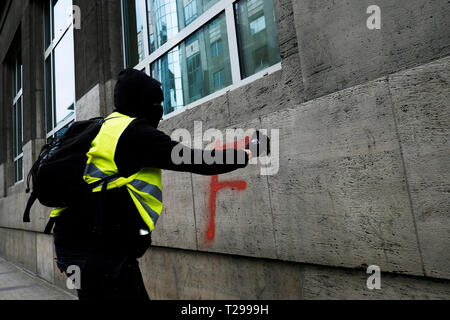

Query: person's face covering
left=114, top=68, right=164, bottom=128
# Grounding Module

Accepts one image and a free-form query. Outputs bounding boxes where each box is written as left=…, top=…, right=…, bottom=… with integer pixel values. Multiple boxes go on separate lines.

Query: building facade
left=0, top=0, right=449, bottom=299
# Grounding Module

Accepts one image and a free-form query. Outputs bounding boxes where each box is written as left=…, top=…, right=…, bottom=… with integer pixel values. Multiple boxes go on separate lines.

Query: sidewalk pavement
left=0, top=257, right=76, bottom=300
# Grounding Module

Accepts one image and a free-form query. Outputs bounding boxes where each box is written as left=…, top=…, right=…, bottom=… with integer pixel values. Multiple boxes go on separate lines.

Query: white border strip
left=225, top=3, right=241, bottom=84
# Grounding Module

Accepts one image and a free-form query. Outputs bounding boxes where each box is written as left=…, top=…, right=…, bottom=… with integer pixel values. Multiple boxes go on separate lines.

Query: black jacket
left=53, top=118, right=248, bottom=256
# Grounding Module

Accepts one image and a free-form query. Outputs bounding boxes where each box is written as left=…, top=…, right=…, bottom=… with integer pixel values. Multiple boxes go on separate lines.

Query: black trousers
left=55, top=245, right=150, bottom=300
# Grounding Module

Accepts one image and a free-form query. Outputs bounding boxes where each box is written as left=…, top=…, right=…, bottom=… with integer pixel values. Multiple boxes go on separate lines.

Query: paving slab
left=0, top=257, right=76, bottom=300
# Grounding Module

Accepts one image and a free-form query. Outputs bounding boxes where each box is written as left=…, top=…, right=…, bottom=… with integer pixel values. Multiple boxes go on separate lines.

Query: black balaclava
left=114, top=68, right=164, bottom=128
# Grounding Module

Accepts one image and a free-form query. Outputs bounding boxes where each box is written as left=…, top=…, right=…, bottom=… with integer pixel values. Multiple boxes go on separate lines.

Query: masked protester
left=53, top=69, right=251, bottom=300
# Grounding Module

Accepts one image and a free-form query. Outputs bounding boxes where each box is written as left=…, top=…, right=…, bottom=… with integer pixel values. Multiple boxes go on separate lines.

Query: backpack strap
left=23, top=192, right=38, bottom=223
left=44, top=217, right=57, bottom=234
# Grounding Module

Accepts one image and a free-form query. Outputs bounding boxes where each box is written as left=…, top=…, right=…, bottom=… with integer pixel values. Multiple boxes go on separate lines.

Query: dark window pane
left=17, top=54, right=22, bottom=92
left=45, top=0, right=52, bottom=48
left=14, top=161, right=18, bottom=183
left=45, top=57, right=53, bottom=133
left=17, top=97, right=23, bottom=154
left=123, top=0, right=146, bottom=67
left=146, top=0, right=220, bottom=54
left=12, top=104, right=17, bottom=157
left=17, top=157, right=23, bottom=182
left=14, top=53, right=22, bottom=95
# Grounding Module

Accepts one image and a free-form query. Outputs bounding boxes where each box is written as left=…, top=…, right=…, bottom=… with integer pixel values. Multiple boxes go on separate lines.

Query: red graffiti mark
left=207, top=175, right=247, bottom=242
left=206, top=137, right=251, bottom=242
left=217, top=136, right=250, bottom=150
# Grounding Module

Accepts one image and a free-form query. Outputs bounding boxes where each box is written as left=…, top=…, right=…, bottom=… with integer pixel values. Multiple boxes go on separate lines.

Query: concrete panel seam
left=190, top=172, right=199, bottom=251
left=265, top=174, right=279, bottom=260
left=299, top=264, right=306, bottom=300
left=225, top=92, right=231, bottom=119
left=386, top=77, right=427, bottom=277
left=260, top=113, right=280, bottom=260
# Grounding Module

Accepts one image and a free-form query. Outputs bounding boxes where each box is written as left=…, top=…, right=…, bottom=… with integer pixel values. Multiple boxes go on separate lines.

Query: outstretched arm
left=115, top=119, right=250, bottom=176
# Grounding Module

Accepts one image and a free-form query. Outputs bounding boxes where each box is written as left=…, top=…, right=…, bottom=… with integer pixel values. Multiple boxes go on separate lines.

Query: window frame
left=43, top=0, right=77, bottom=139
left=12, top=53, right=23, bottom=184
left=121, top=0, right=281, bottom=119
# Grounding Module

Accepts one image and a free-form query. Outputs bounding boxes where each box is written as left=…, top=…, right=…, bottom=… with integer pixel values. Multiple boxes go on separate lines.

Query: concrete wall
left=140, top=246, right=450, bottom=300
left=0, top=0, right=449, bottom=299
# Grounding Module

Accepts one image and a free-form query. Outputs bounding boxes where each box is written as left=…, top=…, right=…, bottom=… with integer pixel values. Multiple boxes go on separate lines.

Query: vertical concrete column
left=73, top=0, right=124, bottom=118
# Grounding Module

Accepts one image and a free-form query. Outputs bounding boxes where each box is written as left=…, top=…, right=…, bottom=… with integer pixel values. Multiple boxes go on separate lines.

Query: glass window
left=146, top=0, right=179, bottom=53
left=14, top=53, right=22, bottom=95
left=123, top=0, right=281, bottom=116
left=151, top=46, right=184, bottom=114
left=54, top=28, right=75, bottom=127
left=44, top=0, right=52, bottom=48
left=235, top=0, right=280, bottom=78
left=123, top=0, right=146, bottom=67
left=45, top=57, right=53, bottom=133
left=12, top=52, right=23, bottom=183
left=44, top=0, right=76, bottom=138
left=151, top=12, right=231, bottom=115
left=15, top=157, right=24, bottom=183
left=53, top=0, right=73, bottom=38
left=144, top=0, right=220, bottom=54
left=213, top=69, right=224, bottom=89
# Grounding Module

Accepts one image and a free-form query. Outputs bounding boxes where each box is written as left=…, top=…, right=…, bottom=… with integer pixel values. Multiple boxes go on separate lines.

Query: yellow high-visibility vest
left=79, top=112, right=163, bottom=231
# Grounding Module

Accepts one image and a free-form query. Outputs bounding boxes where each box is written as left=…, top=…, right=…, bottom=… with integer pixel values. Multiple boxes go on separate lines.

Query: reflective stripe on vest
left=82, top=112, right=163, bottom=231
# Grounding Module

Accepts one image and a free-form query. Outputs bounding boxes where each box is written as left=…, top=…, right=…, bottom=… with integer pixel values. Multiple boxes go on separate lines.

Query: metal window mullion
left=225, top=2, right=241, bottom=84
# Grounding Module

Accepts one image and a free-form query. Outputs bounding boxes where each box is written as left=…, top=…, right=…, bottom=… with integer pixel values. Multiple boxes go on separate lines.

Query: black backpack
left=23, top=117, right=109, bottom=230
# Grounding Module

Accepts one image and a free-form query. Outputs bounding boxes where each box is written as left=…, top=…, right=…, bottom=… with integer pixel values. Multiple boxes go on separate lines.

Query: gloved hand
left=246, top=130, right=271, bottom=158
